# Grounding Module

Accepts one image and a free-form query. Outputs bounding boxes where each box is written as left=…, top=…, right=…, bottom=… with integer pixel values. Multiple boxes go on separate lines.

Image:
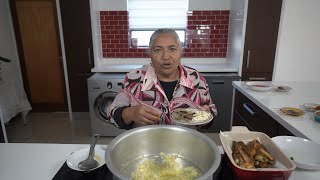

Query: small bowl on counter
left=303, top=103, right=320, bottom=112
left=245, top=81, right=273, bottom=92
left=315, top=111, right=320, bottom=122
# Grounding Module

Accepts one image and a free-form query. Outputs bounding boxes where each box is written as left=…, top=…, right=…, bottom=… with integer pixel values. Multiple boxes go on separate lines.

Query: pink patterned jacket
left=106, top=64, right=217, bottom=128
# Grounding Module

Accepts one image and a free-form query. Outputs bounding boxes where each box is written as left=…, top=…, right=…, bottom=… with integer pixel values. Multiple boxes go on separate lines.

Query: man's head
left=148, top=29, right=182, bottom=81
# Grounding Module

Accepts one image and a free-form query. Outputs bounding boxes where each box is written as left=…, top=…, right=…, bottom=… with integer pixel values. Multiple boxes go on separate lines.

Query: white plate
left=245, top=81, right=273, bottom=92
left=272, top=136, right=320, bottom=170
left=303, top=103, right=320, bottom=112
left=273, top=85, right=292, bottom=92
left=66, top=148, right=105, bottom=171
left=171, top=108, right=213, bottom=126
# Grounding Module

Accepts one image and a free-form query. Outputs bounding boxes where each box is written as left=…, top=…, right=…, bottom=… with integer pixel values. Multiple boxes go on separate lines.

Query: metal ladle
left=78, top=134, right=100, bottom=170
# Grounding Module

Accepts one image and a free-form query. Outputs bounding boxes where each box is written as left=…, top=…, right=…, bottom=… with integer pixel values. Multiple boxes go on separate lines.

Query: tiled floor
left=5, top=112, right=114, bottom=144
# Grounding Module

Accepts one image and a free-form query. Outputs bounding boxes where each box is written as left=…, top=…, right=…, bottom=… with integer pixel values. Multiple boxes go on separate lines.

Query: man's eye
left=170, top=48, right=177, bottom=52
left=154, top=49, right=162, bottom=53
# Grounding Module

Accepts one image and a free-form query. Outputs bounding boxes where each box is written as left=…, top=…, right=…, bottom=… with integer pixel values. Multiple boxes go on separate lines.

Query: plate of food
left=272, top=136, right=320, bottom=170
left=245, top=81, right=273, bottom=92
left=66, top=148, right=105, bottom=171
left=279, top=107, right=305, bottom=116
left=302, top=103, right=320, bottom=112
left=171, top=108, right=213, bottom=125
left=273, top=85, right=292, bottom=92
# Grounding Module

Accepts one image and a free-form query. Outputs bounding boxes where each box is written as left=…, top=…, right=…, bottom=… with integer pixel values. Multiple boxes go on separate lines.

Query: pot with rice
left=105, top=125, right=221, bottom=180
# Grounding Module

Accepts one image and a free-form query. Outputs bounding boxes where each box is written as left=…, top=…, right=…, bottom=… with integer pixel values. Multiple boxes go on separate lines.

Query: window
left=128, top=0, right=188, bottom=47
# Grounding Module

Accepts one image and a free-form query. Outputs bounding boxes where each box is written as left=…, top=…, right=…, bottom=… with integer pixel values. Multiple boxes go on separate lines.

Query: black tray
left=52, top=162, right=113, bottom=180
left=52, top=154, right=235, bottom=180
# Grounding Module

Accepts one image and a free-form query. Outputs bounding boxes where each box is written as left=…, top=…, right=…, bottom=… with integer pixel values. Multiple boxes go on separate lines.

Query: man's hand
left=200, top=105, right=210, bottom=111
left=122, top=105, right=161, bottom=126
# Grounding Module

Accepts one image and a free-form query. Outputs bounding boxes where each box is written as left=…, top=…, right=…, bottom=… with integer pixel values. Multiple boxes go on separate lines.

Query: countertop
left=91, top=62, right=238, bottom=73
left=1, top=133, right=319, bottom=180
left=232, top=81, right=320, bottom=144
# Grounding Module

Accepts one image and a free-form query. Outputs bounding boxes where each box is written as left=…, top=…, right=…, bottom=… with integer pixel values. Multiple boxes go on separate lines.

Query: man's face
left=150, top=33, right=182, bottom=79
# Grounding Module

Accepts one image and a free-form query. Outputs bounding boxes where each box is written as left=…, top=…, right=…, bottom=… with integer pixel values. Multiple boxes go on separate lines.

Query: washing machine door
left=93, top=91, right=117, bottom=123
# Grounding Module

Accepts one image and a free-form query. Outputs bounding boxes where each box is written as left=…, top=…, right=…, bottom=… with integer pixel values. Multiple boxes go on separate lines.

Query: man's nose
left=161, top=49, right=170, bottom=59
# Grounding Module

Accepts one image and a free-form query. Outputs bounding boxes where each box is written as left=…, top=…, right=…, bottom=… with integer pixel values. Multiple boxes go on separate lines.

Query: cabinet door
left=233, top=90, right=278, bottom=137
left=242, top=0, right=282, bottom=80
left=201, top=75, right=239, bottom=133
left=59, top=0, right=94, bottom=111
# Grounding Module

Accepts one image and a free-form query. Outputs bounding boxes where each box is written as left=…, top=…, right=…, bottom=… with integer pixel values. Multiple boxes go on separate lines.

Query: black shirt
left=159, top=80, right=178, bottom=102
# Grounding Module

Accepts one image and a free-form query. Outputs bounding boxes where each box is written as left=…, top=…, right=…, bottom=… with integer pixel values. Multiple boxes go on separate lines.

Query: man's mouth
left=162, top=63, right=171, bottom=68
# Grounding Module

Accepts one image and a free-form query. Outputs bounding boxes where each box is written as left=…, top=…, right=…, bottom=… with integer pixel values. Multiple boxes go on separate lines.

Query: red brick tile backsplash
left=100, top=10, right=229, bottom=58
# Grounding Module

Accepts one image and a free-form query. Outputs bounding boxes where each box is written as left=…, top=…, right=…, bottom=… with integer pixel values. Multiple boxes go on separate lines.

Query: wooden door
left=11, top=0, right=67, bottom=111
left=242, top=0, right=282, bottom=81
left=59, top=0, right=94, bottom=112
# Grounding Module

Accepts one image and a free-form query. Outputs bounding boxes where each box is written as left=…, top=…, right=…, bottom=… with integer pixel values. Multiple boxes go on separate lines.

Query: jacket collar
left=141, top=64, right=194, bottom=91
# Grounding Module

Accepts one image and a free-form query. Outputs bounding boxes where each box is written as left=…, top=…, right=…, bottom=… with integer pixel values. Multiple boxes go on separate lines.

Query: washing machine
left=88, top=73, right=127, bottom=136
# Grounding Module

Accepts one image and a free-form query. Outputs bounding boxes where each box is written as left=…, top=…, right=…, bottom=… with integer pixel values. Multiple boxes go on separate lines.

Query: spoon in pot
left=78, top=134, right=100, bottom=170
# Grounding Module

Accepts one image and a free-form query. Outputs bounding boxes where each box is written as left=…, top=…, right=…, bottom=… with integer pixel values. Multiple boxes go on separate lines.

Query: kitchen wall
left=91, top=0, right=231, bottom=67
left=273, top=0, right=320, bottom=82
left=226, top=0, right=246, bottom=76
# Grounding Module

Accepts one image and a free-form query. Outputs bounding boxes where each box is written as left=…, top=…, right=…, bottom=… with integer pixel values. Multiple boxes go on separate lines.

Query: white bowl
left=273, top=85, right=292, bottom=92
left=272, top=136, right=320, bottom=170
left=246, top=81, right=273, bottom=92
left=66, top=148, right=105, bottom=171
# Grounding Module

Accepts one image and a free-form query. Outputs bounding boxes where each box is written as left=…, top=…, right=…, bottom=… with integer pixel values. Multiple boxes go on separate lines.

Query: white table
left=0, top=143, right=107, bottom=180
left=0, top=142, right=319, bottom=180
left=233, top=81, right=320, bottom=143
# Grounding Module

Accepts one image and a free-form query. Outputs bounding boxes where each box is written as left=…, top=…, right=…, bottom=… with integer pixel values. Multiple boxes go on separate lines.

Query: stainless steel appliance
left=88, top=73, right=126, bottom=136
left=201, top=73, right=240, bottom=133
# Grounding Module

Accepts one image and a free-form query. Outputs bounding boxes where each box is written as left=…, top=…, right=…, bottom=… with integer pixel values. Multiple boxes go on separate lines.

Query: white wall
left=226, top=0, right=246, bottom=75
left=97, top=0, right=230, bottom=11
left=273, top=0, right=320, bottom=82
left=189, top=0, right=230, bottom=10
left=97, top=0, right=127, bottom=11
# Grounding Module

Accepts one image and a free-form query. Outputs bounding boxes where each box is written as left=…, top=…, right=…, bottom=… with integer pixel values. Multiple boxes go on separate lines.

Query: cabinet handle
left=243, top=103, right=256, bottom=116
left=211, top=80, right=225, bottom=85
left=248, top=77, right=267, bottom=81
left=88, top=48, right=92, bottom=65
left=246, top=50, right=251, bottom=69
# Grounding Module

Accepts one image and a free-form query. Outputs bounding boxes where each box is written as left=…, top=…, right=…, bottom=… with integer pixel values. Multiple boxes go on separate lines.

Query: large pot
left=105, top=125, right=221, bottom=180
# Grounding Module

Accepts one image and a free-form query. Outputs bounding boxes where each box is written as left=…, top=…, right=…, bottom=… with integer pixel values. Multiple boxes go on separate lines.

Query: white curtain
left=0, top=0, right=31, bottom=125
left=128, top=0, right=188, bottom=29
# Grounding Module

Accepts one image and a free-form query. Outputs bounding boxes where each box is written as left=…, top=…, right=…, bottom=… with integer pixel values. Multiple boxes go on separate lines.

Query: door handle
left=246, top=50, right=251, bottom=69
left=88, top=48, right=92, bottom=65
left=243, top=103, right=256, bottom=116
left=249, top=77, right=266, bottom=81
left=211, top=80, right=225, bottom=85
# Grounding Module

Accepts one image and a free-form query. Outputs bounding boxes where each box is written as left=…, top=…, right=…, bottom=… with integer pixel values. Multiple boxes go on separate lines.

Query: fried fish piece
left=232, top=141, right=255, bottom=169
left=232, top=140, right=276, bottom=169
left=248, top=140, right=275, bottom=162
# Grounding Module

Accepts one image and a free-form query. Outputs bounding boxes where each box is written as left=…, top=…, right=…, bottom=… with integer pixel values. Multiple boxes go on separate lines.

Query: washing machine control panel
left=117, top=82, right=124, bottom=89
left=107, top=82, right=112, bottom=89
